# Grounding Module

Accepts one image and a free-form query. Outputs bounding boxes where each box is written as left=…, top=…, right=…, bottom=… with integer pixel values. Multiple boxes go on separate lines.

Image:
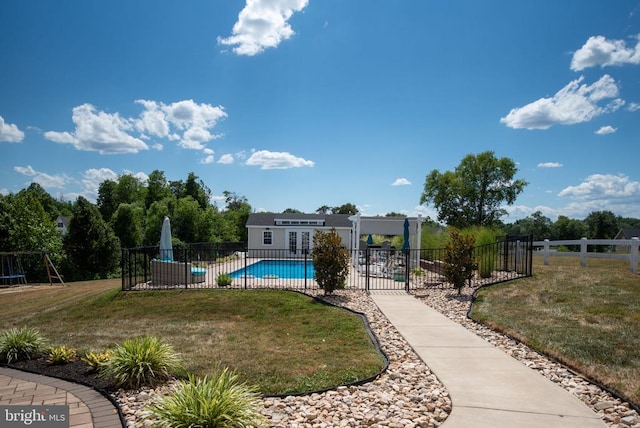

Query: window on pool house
left=263, top=230, right=273, bottom=245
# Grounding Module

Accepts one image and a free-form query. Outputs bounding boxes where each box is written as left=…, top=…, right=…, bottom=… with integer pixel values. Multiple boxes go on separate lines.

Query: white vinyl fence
left=533, top=237, right=640, bottom=274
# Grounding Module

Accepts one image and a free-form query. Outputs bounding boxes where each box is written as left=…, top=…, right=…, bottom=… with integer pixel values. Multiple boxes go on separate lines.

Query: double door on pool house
left=287, top=229, right=312, bottom=256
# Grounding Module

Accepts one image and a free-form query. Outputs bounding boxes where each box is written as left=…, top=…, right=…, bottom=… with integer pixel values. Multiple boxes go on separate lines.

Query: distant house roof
left=246, top=213, right=353, bottom=228
left=614, top=228, right=640, bottom=239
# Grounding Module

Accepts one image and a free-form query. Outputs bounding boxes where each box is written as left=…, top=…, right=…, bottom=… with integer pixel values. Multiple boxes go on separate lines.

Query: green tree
left=316, top=205, right=332, bottom=214
left=553, top=215, right=586, bottom=250
left=64, top=196, right=120, bottom=280
left=311, top=228, right=349, bottom=295
left=115, top=174, right=146, bottom=206
left=185, top=172, right=211, bottom=210
left=172, top=197, right=202, bottom=244
left=143, top=200, right=172, bottom=246
left=5, top=192, right=64, bottom=279
left=504, top=211, right=553, bottom=241
left=442, top=229, right=476, bottom=295
left=111, top=203, right=144, bottom=248
left=96, top=179, right=118, bottom=222
left=223, top=191, right=252, bottom=243
left=282, top=208, right=303, bottom=214
left=332, top=203, right=358, bottom=215
left=584, top=210, right=619, bottom=239
left=584, top=210, right=619, bottom=253
left=420, top=151, right=527, bottom=228
left=19, top=183, right=67, bottom=221
left=145, top=170, right=172, bottom=209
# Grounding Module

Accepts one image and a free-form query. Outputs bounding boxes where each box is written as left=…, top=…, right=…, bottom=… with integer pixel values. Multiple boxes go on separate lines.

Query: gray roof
left=246, top=213, right=353, bottom=228
left=616, top=228, right=640, bottom=239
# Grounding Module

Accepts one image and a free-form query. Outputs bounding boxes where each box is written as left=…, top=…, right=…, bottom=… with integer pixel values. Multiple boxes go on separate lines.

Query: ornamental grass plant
left=101, top=335, right=182, bottom=389
left=0, top=326, right=48, bottom=363
left=148, top=369, right=267, bottom=428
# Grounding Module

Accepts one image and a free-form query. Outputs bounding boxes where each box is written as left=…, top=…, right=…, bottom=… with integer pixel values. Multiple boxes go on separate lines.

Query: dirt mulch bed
left=6, top=357, right=117, bottom=392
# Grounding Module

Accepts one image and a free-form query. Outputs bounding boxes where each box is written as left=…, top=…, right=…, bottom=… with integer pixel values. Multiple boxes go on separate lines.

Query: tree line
left=1, top=152, right=638, bottom=282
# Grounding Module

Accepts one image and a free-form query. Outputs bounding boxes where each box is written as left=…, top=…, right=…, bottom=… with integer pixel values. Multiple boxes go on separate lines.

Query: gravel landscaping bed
left=410, top=285, right=640, bottom=428
left=114, top=286, right=639, bottom=427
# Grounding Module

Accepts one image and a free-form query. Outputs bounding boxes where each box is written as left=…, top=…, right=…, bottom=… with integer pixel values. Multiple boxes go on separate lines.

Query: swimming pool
left=230, top=259, right=315, bottom=279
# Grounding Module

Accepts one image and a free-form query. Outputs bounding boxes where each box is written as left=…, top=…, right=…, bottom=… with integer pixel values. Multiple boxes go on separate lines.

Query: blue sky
left=1, top=1, right=639, bottom=222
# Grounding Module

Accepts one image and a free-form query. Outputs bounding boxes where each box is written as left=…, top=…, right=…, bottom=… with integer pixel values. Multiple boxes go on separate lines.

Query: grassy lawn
left=471, top=256, right=640, bottom=406
left=0, top=281, right=385, bottom=395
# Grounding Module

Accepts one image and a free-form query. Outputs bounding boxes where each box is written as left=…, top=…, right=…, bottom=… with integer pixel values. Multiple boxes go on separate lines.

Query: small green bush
left=443, top=229, right=476, bottom=294
left=47, top=345, right=77, bottom=365
left=148, top=369, right=267, bottom=428
left=0, top=327, right=48, bottom=363
left=101, top=336, right=182, bottom=389
left=312, top=228, right=349, bottom=295
left=216, top=273, right=232, bottom=287
left=82, top=350, right=111, bottom=373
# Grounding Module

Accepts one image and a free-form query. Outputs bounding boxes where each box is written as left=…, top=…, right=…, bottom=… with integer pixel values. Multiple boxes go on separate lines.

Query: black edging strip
left=264, top=290, right=390, bottom=399
left=2, top=288, right=389, bottom=417
left=467, top=282, right=640, bottom=415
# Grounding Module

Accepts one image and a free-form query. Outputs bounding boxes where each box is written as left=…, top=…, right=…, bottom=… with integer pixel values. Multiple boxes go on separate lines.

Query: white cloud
left=137, top=99, right=226, bottom=150
left=81, top=168, right=119, bottom=193
left=45, top=100, right=227, bottom=155
left=127, top=171, right=150, bottom=184
left=218, top=154, right=234, bottom=164
left=628, top=102, right=640, bottom=112
left=0, top=115, right=25, bottom=142
left=392, top=178, right=411, bottom=186
left=558, top=174, right=640, bottom=200
left=14, top=165, right=72, bottom=189
left=500, top=75, right=622, bottom=130
left=245, top=150, right=314, bottom=169
left=571, top=35, right=640, bottom=71
left=595, top=125, right=617, bottom=135
left=44, top=104, right=149, bottom=154
left=217, top=0, right=309, bottom=56
left=135, top=100, right=170, bottom=138
left=537, top=162, right=563, bottom=168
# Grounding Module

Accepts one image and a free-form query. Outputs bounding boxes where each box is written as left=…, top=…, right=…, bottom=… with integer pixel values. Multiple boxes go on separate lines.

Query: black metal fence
left=122, top=235, right=533, bottom=292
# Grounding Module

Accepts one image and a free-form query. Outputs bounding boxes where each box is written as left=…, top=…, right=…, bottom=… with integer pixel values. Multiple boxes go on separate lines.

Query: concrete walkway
left=0, top=367, right=122, bottom=428
left=370, top=291, right=607, bottom=428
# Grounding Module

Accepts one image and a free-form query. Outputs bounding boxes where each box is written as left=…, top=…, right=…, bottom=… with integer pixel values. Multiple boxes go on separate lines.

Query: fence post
left=631, top=237, right=639, bottom=274
left=405, top=249, right=410, bottom=292
left=543, top=239, right=550, bottom=266
left=244, top=251, right=248, bottom=289
left=365, top=247, right=370, bottom=292
left=580, top=237, right=588, bottom=267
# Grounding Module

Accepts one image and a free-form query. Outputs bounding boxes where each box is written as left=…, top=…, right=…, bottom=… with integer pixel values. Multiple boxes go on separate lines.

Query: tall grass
left=471, top=227, right=500, bottom=278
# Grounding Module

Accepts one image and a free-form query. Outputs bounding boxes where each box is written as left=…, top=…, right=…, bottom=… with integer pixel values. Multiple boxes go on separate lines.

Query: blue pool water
left=230, top=259, right=315, bottom=279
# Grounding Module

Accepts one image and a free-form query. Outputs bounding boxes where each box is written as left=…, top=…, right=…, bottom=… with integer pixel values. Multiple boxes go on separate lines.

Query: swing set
left=0, top=252, right=65, bottom=287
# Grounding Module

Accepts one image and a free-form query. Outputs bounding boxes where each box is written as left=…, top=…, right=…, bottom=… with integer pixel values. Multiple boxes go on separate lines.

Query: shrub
left=47, top=345, right=77, bottom=365
left=312, top=228, right=349, bottom=295
left=101, top=336, right=182, bottom=389
left=443, top=229, right=476, bottom=294
left=216, top=273, right=232, bottom=287
left=0, top=327, right=48, bottom=363
left=82, top=350, right=111, bottom=373
left=147, top=370, right=266, bottom=428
